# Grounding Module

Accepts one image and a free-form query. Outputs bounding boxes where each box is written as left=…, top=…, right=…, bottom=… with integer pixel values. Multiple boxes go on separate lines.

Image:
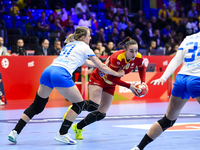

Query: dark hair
left=115, top=37, right=137, bottom=49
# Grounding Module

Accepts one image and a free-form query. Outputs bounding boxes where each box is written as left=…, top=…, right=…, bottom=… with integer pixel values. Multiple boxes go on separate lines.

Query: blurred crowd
left=0, top=0, right=200, bottom=57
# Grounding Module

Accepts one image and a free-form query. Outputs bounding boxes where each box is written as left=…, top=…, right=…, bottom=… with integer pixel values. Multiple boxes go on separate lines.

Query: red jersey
left=92, top=50, right=146, bottom=88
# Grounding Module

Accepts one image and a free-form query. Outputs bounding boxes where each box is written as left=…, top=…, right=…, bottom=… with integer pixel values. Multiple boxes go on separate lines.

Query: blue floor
left=0, top=101, right=200, bottom=150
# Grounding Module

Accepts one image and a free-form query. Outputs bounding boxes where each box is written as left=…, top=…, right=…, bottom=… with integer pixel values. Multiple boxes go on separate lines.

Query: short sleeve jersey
left=94, top=50, right=145, bottom=85
left=178, top=32, right=200, bottom=77
left=51, top=41, right=95, bottom=75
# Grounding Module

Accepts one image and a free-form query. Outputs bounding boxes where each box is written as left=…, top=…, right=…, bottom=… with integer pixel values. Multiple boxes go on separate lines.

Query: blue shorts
left=171, top=74, right=200, bottom=99
left=40, top=65, right=75, bottom=89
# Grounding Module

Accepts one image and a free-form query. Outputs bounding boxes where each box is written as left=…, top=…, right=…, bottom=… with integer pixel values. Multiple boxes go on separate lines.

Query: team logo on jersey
left=131, top=63, right=134, bottom=66
left=117, top=61, right=120, bottom=65
left=125, top=63, right=130, bottom=69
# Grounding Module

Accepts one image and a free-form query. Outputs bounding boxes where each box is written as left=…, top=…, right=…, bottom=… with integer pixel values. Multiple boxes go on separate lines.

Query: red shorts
left=88, top=72, right=116, bottom=95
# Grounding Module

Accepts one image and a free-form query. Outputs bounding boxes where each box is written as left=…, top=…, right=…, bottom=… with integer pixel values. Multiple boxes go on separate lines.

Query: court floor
left=0, top=100, right=200, bottom=150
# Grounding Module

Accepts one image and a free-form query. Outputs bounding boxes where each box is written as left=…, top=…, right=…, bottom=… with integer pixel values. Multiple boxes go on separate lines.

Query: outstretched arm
left=151, top=50, right=184, bottom=85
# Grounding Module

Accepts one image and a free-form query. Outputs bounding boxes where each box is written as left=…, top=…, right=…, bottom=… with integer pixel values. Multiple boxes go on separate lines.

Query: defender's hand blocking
left=130, top=81, right=148, bottom=97
left=150, top=78, right=165, bottom=85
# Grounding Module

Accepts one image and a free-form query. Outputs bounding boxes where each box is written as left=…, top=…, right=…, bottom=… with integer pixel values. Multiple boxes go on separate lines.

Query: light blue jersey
left=51, top=41, right=95, bottom=76
left=178, top=32, right=200, bottom=77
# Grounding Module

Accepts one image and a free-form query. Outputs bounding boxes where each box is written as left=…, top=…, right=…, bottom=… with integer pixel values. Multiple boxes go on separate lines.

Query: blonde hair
left=65, top=26, right=89, bottom=44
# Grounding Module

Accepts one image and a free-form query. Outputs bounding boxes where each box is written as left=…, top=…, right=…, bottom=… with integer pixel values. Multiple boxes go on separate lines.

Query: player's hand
left=117, top=70, right=125, bottom=77
left=105, top=56, right=110, bottom=66
left=129, top=82, right=140, bottom=97
left=150, top=78, right=165, bottom=85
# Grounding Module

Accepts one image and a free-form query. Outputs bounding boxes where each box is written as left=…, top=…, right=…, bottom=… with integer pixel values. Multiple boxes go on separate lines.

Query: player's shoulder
left=112, top=50, right=125, bottom=61
left=136, top=52, right=142, bottom=59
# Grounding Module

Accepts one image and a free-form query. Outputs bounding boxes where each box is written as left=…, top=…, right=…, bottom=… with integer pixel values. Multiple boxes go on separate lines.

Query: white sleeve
left=161, top=50, right=184, bottom=81
left=84, top=45, right=95, bottom=57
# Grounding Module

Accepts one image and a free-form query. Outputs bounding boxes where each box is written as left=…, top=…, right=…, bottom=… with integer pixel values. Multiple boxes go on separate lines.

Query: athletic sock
left=59, top=119, right=73, bottom=135
left=77, top=120, right=87, bottom=130
left=13, top=118, right=27, bottom=134
left=137, top=134, right=153, bottom=150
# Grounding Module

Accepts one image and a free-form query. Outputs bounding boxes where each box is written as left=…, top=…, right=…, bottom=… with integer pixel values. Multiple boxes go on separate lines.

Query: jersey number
left=60, top=45, right=75, bottom=57
left=185, top=42, right=200, bottom=62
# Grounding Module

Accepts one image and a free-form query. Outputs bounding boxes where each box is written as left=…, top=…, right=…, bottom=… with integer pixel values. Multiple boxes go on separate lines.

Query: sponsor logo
left=28, top=61, right=34, bottom=67
left=117, top=61, right=120, bottom=65
left=1, top=58, right=9, bottom=69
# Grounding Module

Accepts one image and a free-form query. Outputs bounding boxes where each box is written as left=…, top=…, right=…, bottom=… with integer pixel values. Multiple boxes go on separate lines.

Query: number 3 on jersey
left=60, top=45, right=75, bottom=57
left=185, top=42, right=200, bottom=62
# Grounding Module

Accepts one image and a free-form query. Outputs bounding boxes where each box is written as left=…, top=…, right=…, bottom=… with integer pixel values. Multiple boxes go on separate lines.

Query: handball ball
left=133, top=82, right=148, bottom=97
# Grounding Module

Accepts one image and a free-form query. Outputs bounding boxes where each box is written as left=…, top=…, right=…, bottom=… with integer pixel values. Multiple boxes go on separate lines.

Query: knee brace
left=71, top=101, right=85, bottom=115
left=24, top=93, right=49, bottom=119
left=158, top=115, right=176, bottom=131
left=84, top=111, right=106, bottom=124
left=83, top=100, right=99, bottom=112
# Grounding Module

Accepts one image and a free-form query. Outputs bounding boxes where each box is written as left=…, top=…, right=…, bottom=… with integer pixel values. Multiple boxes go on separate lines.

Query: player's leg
left=8, top=84, right=52, bottom=144
left=131, top=95, right=188, bottom=150
left=71, top=85, right=104, bottom=140
left=54, top=85, right=85, bottom=144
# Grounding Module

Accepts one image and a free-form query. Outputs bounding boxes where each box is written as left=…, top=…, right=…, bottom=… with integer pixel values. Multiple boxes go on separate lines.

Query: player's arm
left=89, top=56, right=124, bottom=77
left=151, top=50, right=184, bottom=85
left=83, top=59, right=96, bottom=67
left=138, top=58, right=148, bottom=83
left=106, top=58, right=131, bottom=88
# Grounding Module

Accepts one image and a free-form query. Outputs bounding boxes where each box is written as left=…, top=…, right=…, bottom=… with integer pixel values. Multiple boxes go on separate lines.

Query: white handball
left=132, top=82, right=148, bottom=97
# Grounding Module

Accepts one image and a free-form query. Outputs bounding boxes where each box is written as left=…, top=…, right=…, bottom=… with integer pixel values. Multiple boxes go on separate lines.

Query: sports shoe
left=63, top=105, right=72, bottom=121
left=8, top=130, right=18, bottom=144
left=72, top=123, right=84, bottom=140
left=131, top=146, right=140, bottom=150
left=54, top=132, right=77, bottom=145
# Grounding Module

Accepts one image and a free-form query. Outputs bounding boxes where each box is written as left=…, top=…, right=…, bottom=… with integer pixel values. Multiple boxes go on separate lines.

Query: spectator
left=97, top=0, right=105, bottom=12
left=37, top=11, right=49, bottom=30
left=0, top=37, right=7, bottom=56
left=16, top=0, right=29, bottom=15
left=187, top=6, right=198, bottom=18
left=143, top=21, right=154, bottom=45
left=172, top=11, right=181, bottom=27
left=70, top=7, right=78, bottom=25
left=152, top=29, right=162, bottom=47
left=105, top=41, right=115, bottom=56
left=75, top=0, right=90, bottom=18
left=158, top=3, right=169, bottom=29
left=91, top=27, right=107, bottom=48
left=134, top=10, right=145, bottom=24
left=151, top=16, right=159, bottom=30
left=11, top=39, right=27, bottom=55
left=112, top=21, right=120, bottom=32
left=114, top=8, right=122, bottom=20
left=186, top=17, right=198, bottom=35
left=61, top=8, right=68, bottom=23
left=118, top=30, right=126, bottom=49
left=179, top=6, right=185, bottom=18
left=78, top=13, right=89, bottom=27
left=88, top=12, right=98, bottom=34
left=146, top=40, right=157, bottom=56
left=107, top=27, right=120, bottom=47
left=50, top=19, right=64, bottom=32
left=167, top=5, right=174, bottom=18
left=51, top=40, right=62, bottom=55
left=193, top=13, right=199, bottom=26
left=132, top=28, right=146, bottom=49
left=124, top=21, right=134, bottom=38
left=170, top=43, right=179, bottom=56
left=96, top=41, right=106, bottom=56
left=161, top=24, right=172, bottom=44
left=65, top=19, right=75, bottom=36
left=119, top=15, right=128, bottom=30
left=123, top=7, right=129, bottom=22
left=88, top=49, right=103, bottom=73
left=48, top=13, right=55, bottom=27
left=10, top=1, right=20, bottom=16
left=135, top=17, right=146, bottom=31
left=49, top=0, right=64, bottom=11
left=34, top=39, right=52, bottom=55
left=165, top=43, right=172, bottom=55
left=107, top=6, right=115, bottom=21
